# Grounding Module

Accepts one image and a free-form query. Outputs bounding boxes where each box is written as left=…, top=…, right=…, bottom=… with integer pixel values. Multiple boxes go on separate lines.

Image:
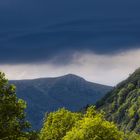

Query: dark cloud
left=0, top=0, right=140, bottom=64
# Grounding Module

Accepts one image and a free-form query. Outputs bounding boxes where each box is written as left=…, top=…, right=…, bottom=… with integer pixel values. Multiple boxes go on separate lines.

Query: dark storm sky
left=0, top=0, right=140, bottom=64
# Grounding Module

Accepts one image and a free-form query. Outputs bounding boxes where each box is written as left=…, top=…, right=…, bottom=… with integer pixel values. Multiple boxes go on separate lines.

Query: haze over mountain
left=10, top=74, right=112, bottom=130
left=97, top=68, right=140, bottom=133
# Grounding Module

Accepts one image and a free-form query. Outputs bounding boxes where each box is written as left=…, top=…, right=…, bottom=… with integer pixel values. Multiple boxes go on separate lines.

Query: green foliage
left=128, top=104, right=136, bottom=118
left=127, top=83, right=135, bottom=90
left=63, top=106, right=124, bottom=140
left=64, top=118, right=123, bottom=140
left=40, top=106, right=124, bottom=140
left=97, top=68, right=140, bottom=133
left=84, top=106, right=98, bottom=117
left=28, top=131, right=39, bottom=140
left=40, top=108, right=82, bottom=140
left=124, top=131, right=140, bottom=140
left=0, top=72, right=30, bottom=140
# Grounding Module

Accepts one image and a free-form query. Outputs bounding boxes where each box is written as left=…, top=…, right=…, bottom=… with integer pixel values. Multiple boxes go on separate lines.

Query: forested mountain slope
left=97, top=68, right=140, bottom=133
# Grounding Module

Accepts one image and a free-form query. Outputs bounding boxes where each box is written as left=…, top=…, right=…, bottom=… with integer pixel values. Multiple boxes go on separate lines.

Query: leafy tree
left=125, top=131, right=140, bottom=140
left=0, top=72, right=30, bottom=140
left=40, top=106, right=124, bottom=140
left=40, top=108, right=82, bottom=140
left=63, top=106, right=124, bottom=140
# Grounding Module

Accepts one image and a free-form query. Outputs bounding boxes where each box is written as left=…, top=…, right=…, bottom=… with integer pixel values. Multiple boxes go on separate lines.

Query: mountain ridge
left=10, top=74, right=112, bottom=130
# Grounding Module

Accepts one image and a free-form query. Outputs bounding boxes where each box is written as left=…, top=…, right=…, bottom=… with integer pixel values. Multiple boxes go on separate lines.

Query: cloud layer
left=1, top=49, right=140, bottom=86
left=0, top=0, right=140, bottom=64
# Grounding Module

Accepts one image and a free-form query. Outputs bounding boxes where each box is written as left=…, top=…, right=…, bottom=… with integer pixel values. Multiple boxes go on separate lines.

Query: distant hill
left=96, top=68, right=140, bottom=133
left=10, top=74, right=112, bottom=130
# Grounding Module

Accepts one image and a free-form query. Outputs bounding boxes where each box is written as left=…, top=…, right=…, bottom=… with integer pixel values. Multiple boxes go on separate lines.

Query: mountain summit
left=10, top=74, right=111, bottom=129
left=97, top=68, right=140, bottom=133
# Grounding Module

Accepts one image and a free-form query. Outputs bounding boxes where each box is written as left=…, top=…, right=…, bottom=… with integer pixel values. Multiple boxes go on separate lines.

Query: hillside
left=10, top=74, right=111, bottom=130
left=96, top=68, right=140, bottom=133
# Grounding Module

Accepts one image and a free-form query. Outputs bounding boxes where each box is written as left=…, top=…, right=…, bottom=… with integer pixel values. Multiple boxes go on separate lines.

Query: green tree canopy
left=0, top=72, right=30, bottom=140
left=125, top=131, right=140, bottom=140
left=40, top=106, right=124, bottom=140
left=63, top=106, right=124, bottom=140
left=40, top=108, right=82, bottom=140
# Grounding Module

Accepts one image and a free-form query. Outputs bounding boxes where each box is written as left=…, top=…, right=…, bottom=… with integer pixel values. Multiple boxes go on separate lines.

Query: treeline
left=0, top=72, right=140, bottom=140
left=96, top=68, right=140, bottom=134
